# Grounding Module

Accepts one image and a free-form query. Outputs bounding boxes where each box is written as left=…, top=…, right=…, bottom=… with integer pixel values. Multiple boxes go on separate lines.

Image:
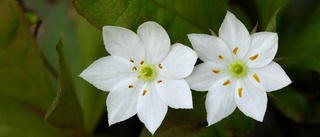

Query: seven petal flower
left=79, top=21, right=198, bottom=134
left=186, top=11, right=291, bottom=126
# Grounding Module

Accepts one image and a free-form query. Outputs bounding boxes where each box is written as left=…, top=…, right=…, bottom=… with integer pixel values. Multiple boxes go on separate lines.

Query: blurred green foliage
left=0, top=0, right=65, bottom=136
left=0, top=0, right=319, bottom=136
left=45, top=35, right=84, bottom=136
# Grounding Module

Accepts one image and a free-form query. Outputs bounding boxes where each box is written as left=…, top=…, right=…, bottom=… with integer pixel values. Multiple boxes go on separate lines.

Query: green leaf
left=279, top=6, right=320, bottom=71
left=23, top=0, right=83, bottom=76
left=24, top=0, right=108, bottom=133
left=0, top=0, right=66, bottom=136
left=73, top=0, right=236, bottom=44
left=266, top=7, right=281, bottom=32
left=45, top=35, right=85, bottom=136
left=253, top=0, right=290, bottom=29
left=270, top=87, right=318, bottom=123
left=74, top=13, right=108, bottom=133
left=139, top=92, right=254, bottom=137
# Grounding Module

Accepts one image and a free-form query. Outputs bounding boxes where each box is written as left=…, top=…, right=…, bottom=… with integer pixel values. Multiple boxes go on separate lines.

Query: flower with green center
left=138, top=64, right=157, bottom=81
left=79, top=21, right=197, bottom=134
left=228, top=61, right=247, bottom=78
left=186, top=11, right=291, bottom=126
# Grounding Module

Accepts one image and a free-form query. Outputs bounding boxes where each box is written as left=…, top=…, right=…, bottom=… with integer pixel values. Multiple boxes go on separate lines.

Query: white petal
left=137, top=83, right=167, bottom=134
left=103, top=25, right=145, bottom=63
left=245, top=71, right=265, bottom=91
left=107, top=78, right=144, bottom=125
left=249, top=61, right=291, bottom=92
left=235, top=77, right=267, bottom=121
left=158, top=43, right=198, bottom=79
left=206, top=77, right=237, bottom=126
left=187, top=34, right=232, bottom=66
left=246, top=32, right=278, bottom=68
left=186, top=62, right=229, bottom=91
left=137, top=21, right=170, bottom=64
left=219, top=11, right=251, bottom=59
left=79, top=56, right=137, bottom=91
left=154, top=77, right=193, bottom=109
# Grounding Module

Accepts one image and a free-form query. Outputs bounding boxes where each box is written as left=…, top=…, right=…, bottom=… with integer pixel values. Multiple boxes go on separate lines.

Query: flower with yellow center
left=186, top=11, right=291, bottom=126
left=79, top=21, right=197, bottom=134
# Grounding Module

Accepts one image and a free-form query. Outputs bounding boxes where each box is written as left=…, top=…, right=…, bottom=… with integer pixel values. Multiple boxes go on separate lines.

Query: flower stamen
left=249, top=54, right=259, bottom=61
left=129, top=85, right=134, bottom=88
left=130, top=59, right=134, bottom=63
left=142, top=90, right=147, bottom=96
left=233, top=47, right=239, bottom=55
left=158, top=64, right=163, bottom=69
left=212, top=69, right=221, bottom=74
left=223, top=80, right=230, bottom=86
left=157, top=80, right=162, bottom=83
left=238, top=87, right=243, bottom=98
left=253, top=74, right=260, bottom=83
left=140, top=61, right=144, bottom=65
left=132, top=67, right=137, bottom=70
left=219, top=55, right=224, bottom=60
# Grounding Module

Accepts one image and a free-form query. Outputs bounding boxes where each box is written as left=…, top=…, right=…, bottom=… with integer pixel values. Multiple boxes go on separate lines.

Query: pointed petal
left=103, top=26, right=145, bottom=62
left=154, top=77, right=193, bottom=109
left=137, top=21, right=170, bottom=64
left=219, top=11, right=251, bottom=59
left=186, top=62, right=229, bottom=91
left=188, top=34, right=232, bottom=66
left=158, top=43, right=198, bottom=79
left=107, top=78, right=144, bottom=125
left=245, top=70, right=266, bottom=92
left=137, top=83, right=167, bottom=134
left=206, top=77, right=237, bottom=126
left=235, top=78, right=267, bottom=121
left=79, top=56, right=137, bottom=91
left=246, top=32, right=278, bottom=68
left=249, top=61, right=291, bottom=92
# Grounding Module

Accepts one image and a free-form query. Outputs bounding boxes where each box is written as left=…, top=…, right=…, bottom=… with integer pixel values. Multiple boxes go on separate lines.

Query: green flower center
left=138, top=64, right=157, bottom=81
left=229, top=61, right=247, bottom=78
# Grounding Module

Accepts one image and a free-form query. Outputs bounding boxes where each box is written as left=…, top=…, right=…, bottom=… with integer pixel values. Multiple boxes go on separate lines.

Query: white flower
left=186, top=11, right=291, bottom=126
left=79, top=21, right=197, bottom=134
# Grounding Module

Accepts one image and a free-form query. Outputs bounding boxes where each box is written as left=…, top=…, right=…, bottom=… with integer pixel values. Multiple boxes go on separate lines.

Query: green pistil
left=138, top=64, right=157, bottom=81
left=229, top=61, right=247, bottom=78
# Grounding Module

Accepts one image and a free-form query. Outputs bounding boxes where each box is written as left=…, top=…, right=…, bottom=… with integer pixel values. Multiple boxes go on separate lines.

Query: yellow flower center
left=138, top=63, right=157, bottom=81
left=229, top=61, right=247, bottom=78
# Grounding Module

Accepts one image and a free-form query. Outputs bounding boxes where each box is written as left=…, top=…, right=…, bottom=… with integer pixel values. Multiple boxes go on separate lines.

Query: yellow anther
left=157, top=80, right=162, bottom=83
left=140, top=61, right=144, bottom=65
left=158, top=64, right=163, bottom=69
left=249, top=54, right=259, bottom=61
left=142, top=90, right=147, bottom=96
left=130, top=59, right=134, bottom=63
left=233, top=47, right=239, bottom=55
left=238, top=87, right=243, bottom=98
left=212, top=69, right=221, bottom=74
left=129, top=85, right=134, bottom=88
left=223, top=80, right=230, bottom=86
left=253, top=74, right=260, bottom=83
left=219, top=55, right=224, bottom=60
left=132, top=66, right=137, bottom=70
